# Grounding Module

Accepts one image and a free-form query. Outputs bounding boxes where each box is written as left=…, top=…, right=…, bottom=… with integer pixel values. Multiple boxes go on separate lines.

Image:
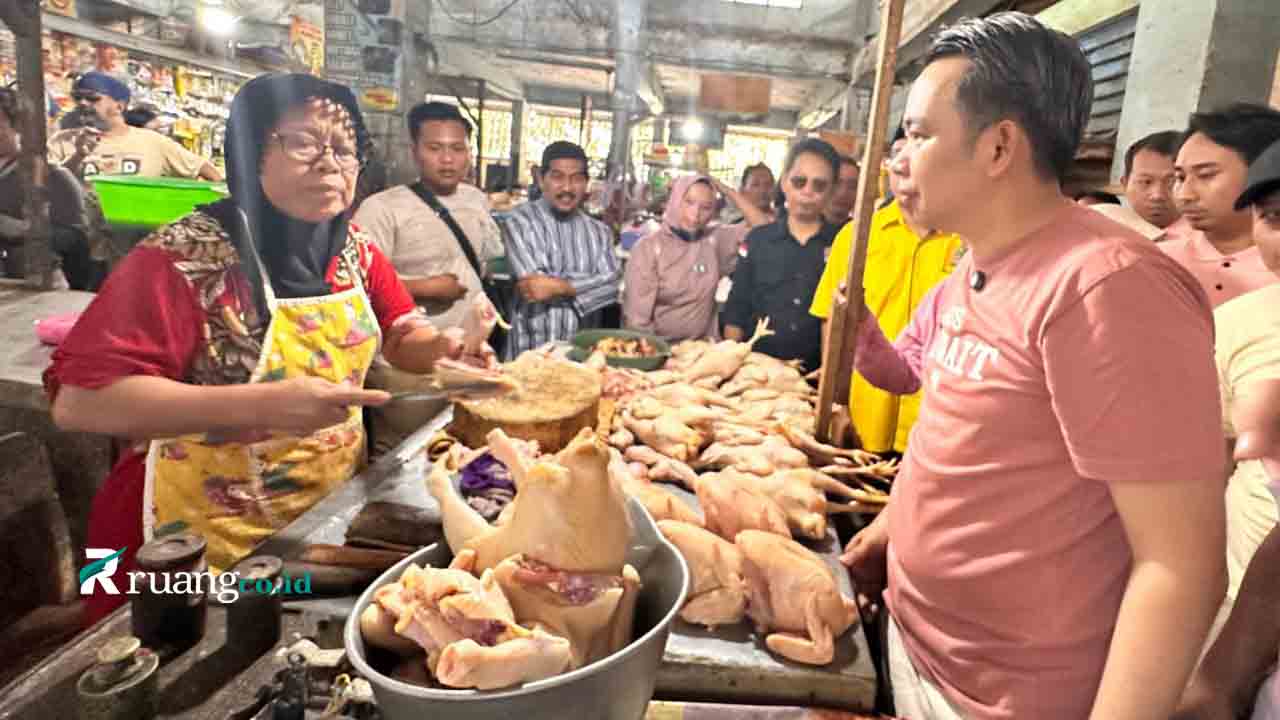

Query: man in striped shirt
left=502, top=141, right=622, bottom=358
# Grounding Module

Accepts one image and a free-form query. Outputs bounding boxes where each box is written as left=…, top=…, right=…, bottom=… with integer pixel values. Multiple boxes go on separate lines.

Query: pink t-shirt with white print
left=884, top=204, right=1225, bottom=719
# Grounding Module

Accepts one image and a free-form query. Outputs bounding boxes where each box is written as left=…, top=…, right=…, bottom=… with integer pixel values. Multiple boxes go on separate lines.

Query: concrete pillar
left=1112, top=0, right=1280, bottom=178
left=510, top=99, right=526, bottom=186
left=608, top=0, right=646, bottom=181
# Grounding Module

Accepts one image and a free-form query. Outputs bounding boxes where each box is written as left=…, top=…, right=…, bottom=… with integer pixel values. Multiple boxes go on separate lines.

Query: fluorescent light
left=201, top=7, right=238, bottom=36
left=682, top=118, right=704, bottom=141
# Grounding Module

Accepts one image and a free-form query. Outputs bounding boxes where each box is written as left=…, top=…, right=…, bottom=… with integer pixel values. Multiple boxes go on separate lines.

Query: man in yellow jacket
left=810, top=195, right=963, bottom=454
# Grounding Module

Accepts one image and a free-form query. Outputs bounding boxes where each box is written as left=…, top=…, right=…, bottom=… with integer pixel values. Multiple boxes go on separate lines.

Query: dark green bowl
left=568, top=329, right=671, bottom=371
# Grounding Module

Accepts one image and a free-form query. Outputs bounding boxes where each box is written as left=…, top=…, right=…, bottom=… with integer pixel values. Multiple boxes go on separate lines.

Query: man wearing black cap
left=501, top=141, right=621, bottom=357
left=1175, top=138, right=1280, bottom=720
left=48, top=71, right=222, bottom=182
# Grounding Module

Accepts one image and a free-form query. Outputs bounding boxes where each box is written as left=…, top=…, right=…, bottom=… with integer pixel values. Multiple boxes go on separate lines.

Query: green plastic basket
left=568, top=329, right=672, bottom=371
left=89, top=175, right=228, bottom=231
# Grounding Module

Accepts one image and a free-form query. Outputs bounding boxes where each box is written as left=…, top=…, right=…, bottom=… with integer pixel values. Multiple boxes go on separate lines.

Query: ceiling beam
left=433, top=42, right=525, bottom=100
left=797, top=80, right=854, bottom=130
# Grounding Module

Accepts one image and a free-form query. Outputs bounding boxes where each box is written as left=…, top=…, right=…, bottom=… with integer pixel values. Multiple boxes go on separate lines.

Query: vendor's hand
left=517, top=275, right=566, bottom=303
left=840, top=512, right=889, bottom=617
left=264, top=377, right=389, bottom=435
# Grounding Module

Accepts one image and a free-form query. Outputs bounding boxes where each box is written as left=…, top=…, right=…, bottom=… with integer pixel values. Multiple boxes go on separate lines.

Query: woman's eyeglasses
left=788, top=175, right=831, bottom=194
left=273, top=131, right=361, bottom=171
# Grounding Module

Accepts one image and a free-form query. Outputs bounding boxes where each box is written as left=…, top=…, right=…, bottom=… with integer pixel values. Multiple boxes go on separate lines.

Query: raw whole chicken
left=721, top=468, right=865, bottom=541
left=697, top=435, right=809, bottom=476
left=622, top=410, right=703, bottom=464
left=609, top=449, right=704, bottom=527
left=681, top=318, right=775, bottom=384
left=429, top=428, right=632, bottom=574
left=460, top=294, right=510, bottom=358
left=778, top=424, right=881, bottom=467
left=694, top=472, right=789, bottom=540
left=624, top=445, right=701, bottom=490
left=646, top=383, right=737, bottom=410
left=657, top=520, right=746, bottom=628
left=736, top=530, right=859, bottom=666
left=359, top=550, right=573, bottom=689
left=493, top=555, right=642, bottom=669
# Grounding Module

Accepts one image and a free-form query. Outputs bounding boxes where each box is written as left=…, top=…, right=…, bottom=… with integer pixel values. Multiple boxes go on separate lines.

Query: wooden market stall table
left=0, top=410, right=878, bottom=716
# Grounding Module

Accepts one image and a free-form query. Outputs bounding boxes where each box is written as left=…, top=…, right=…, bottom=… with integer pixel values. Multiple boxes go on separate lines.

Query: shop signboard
left=43, top=0, right=78, bottom=18
left=324, top=0, right=403, bottom=112
left=289, top=15, right=325, bottom=75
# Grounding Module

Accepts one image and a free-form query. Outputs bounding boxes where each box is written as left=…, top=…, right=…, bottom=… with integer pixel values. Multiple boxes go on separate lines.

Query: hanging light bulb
left=201, top=6, right=238, bottom=36
left=682, top=117, right=705, bottom=142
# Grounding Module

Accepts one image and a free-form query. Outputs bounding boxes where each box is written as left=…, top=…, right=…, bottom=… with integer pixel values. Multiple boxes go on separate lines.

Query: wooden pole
left=815, top=0, right=906, bottom=443
left=1, top=1, right=54, bottom=290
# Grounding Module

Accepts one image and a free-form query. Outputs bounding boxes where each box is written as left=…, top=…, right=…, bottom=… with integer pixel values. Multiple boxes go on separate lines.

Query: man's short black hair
left=1123, top=130, right=1182, bottom=178
left=541, top=140, right=588, bottom=174
left=1184, top=103, right=1280, bottom=167
left=783, top=138, right=841, bottom=180
left=739, top=162, right=773, bottom=188
left=1075, top=190, right=1120, bottom=205
left=407, top=101, right=473, bottom=143
left=924, top=12, right=1092, bottom=183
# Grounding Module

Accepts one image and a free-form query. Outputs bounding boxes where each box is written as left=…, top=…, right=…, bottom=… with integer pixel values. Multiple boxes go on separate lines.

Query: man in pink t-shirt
left=842, top=13, right=1226, bottom=720
left=1164, top=103, right=1280, bottom=307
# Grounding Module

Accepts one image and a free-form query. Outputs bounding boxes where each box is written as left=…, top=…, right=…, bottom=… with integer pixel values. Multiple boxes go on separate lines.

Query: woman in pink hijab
left=623, top=175, right=740, bottom=340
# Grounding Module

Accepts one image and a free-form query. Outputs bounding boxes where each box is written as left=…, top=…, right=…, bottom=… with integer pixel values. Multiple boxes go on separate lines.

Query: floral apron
left=144, top=254, right=381, bottom=572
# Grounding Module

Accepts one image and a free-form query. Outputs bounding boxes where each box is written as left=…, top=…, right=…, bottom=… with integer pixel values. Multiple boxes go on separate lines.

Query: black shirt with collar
left=721, top=215, right=838, bottom=371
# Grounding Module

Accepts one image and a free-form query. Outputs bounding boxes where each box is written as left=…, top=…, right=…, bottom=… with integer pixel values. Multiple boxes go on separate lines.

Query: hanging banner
left=43, top=0, right=79, bottom=18
left=324, top=0, right=404, bottom=112
left=289, top=15, right=325, bottom=74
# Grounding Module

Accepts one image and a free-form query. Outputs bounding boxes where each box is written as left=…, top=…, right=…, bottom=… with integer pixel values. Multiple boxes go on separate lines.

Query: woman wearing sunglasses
left=721, top=137, right=842, bottom=371
left=46, top=73, right=474, bottom=625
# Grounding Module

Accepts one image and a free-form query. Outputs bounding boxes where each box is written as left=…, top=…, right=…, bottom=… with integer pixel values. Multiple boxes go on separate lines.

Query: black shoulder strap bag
left=406, top=182, right=509, bottom=352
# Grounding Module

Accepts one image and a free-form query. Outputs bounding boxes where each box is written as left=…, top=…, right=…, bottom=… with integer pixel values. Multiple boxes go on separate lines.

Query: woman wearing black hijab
left=48, top=74, right=471, bottom=624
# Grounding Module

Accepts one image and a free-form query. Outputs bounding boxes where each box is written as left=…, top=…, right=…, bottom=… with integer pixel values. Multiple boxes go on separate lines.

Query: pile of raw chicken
left=591, top=319, right=898, bottom=666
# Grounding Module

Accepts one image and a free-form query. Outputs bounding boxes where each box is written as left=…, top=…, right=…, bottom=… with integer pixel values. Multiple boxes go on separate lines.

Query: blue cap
left=74, top=72, right=130, bottom=103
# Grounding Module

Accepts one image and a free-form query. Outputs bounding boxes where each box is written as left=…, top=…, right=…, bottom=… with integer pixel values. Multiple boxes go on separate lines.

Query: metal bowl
left=344, top=499, right=690, bottom=720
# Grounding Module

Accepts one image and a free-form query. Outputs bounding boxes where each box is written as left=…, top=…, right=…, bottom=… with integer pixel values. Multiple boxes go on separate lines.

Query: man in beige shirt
left=353, top=101, right=503, bottom=331
left=48, top=72, right=222, bottom=182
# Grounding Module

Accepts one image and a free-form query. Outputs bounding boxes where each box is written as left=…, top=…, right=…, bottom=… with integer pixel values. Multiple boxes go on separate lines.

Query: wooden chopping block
left=449, top=354, right=601, bottom=453
left=299, top=544, right=408, bottom=572
left=345, top=501, right=443, bottom=552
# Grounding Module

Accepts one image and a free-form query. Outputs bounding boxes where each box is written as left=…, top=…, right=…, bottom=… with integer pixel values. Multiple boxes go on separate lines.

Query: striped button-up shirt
left=502, top=199, right=622, bottom=358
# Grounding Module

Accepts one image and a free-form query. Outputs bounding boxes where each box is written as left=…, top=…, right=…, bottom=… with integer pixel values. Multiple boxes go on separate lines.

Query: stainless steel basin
left=344, top=499, right=690, bottom=720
